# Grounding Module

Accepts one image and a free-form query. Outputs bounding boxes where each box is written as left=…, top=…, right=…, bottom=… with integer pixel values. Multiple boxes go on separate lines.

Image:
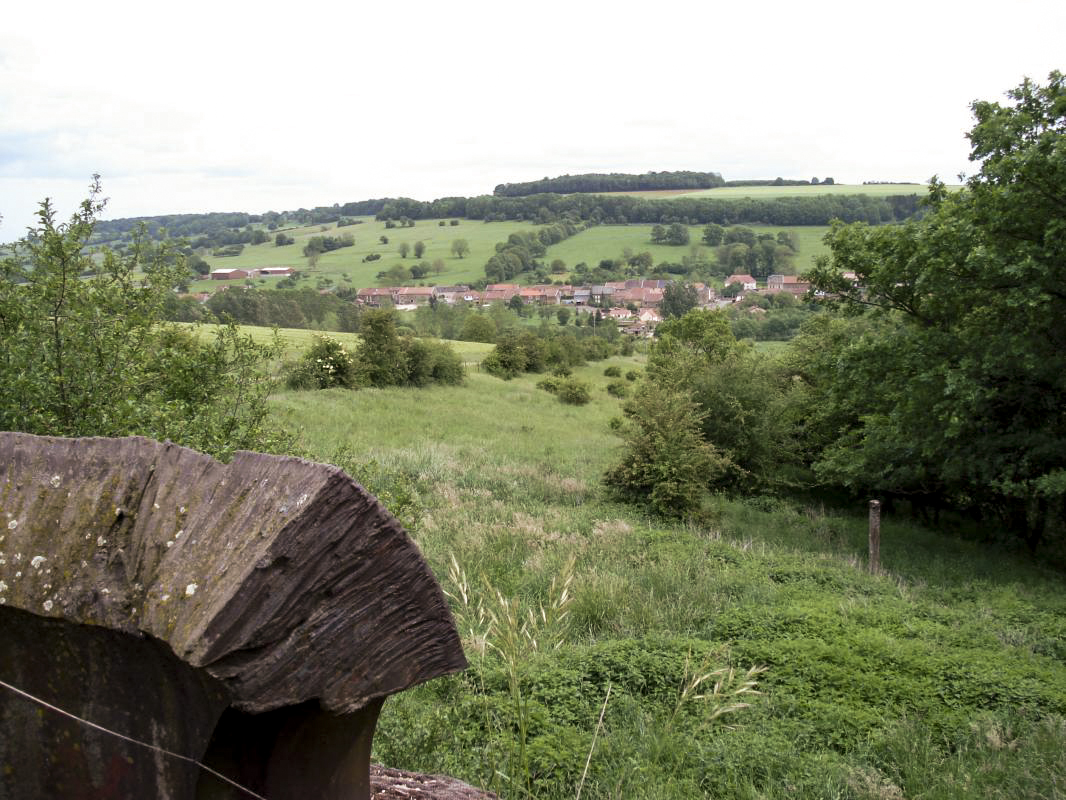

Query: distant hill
left=492, top=171, right=726, bottom=197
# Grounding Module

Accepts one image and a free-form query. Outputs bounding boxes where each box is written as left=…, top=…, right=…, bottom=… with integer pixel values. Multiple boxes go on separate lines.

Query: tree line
left=165, top=286, right=362, bottom=332
left=492, top=171, right=726, bottom=196
left=606, top=73, right=1066, bottom=556
left=69, top=185, right=919, bottom=257
left=483, top=221, right=584, bottom=283
left=492, top=171, right=839, bottom=196
left=376, top=191, right=921, bottom=227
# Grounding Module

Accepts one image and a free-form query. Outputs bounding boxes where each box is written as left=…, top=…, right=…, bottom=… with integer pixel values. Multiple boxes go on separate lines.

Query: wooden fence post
left=868, top=499, right=881, bottom=573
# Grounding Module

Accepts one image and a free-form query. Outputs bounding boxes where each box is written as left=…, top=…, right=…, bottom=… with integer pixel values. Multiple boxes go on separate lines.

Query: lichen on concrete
left=0, top=432, right=469, bottom=800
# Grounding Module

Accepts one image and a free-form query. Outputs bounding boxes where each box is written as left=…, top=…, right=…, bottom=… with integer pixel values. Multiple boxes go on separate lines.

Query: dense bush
left=355, top=309, right=464, bottom=388
left=482, top=330, right=546, bottom=379
left=556, top=378, right=591, bottom=405
left=0, top=180, right=284, bottom=460
left=604, top=366, right=622, bottom=378
left=537, top=375, right=591, bottom=405
left=402, top=338, right=465, bottom=387
left=604, top=382, right=731, bottom=517
left=284, top=334, right=357, bottom=389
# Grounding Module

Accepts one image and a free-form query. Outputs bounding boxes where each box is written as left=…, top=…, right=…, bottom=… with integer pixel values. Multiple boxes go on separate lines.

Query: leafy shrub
left=604, top=366, right=622, bottom=378
left=483, top=330, right=546, bottom=379
left=0, top=182, right=284, bottom=461
left=625, top=370, right=639, bottom=382
left=537, top=376, right=562, bottom=395
left=581, top=336, right=614, bottom=361
left=604, top=383, right=732, bottom=517
left=606, top=380, right=629, bottom=398
left=482, top=342, right=527, bottom=380
left=556, top=378, right=591, bottom=405
left=403, top=338, right=465, bottom=387
left=285, top=334, right=357, bottom=389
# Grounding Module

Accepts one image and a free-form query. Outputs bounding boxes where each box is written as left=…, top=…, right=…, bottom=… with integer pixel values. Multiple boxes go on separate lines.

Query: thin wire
left=0, top=678, right=268, bottom=800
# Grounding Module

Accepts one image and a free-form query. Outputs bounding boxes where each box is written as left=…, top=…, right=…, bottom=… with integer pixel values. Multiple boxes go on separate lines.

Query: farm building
left=210, top=268, right=252, bottom=280
left=767, top=274, right=812, bottom=295
left=725, top=274, right=758, bottom=291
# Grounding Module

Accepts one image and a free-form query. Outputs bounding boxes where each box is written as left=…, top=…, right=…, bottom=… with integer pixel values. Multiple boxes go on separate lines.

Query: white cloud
left=1, top=0, right=1063, bottom=237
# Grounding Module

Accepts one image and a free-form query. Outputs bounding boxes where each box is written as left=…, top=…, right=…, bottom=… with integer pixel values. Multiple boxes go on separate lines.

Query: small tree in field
left=355, top=309, right=408, bottom=387
left=398, top=241, right=410, bottom=258
left=604, top=382, right=731, bottom=518
left=451, top=238, right=470, bottom=258
left=413, top=240, right=425, bottom=258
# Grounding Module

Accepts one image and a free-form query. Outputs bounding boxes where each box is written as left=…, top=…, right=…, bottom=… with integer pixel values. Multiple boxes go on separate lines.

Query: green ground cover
left=187, top=217, right=544, bottom=292
left=184, top=211, right=839, bottom=295
left=263, top=340, right=1066, bottom=799
left=186, top=323, right=494, bottom=364
left=544, top=224, right=831, bottom=276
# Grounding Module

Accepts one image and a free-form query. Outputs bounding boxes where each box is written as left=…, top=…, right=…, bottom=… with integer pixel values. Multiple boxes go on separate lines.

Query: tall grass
left=274, top=354, right=1066, bottom=799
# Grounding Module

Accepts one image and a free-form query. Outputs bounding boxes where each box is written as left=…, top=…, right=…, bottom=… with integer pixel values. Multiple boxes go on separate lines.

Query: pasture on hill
left=187, top=219, right=831, bottom=296
left=260, top=332, right=1066, bottom=800
left=544, top=224, right=831, bottom=275
left=186, top=217, right=544, bottom=292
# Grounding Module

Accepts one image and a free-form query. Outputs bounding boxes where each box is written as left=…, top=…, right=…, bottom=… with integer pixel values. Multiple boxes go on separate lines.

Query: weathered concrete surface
left=370, top=766, right=498, bottom=799
left=0, top=432, right=468, bottom=799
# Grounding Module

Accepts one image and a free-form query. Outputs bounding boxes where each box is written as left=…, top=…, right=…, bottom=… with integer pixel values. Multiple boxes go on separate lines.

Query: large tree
left=660, top=282, right=699, bottom=319
left=802, top=72, right=1066, bottom=549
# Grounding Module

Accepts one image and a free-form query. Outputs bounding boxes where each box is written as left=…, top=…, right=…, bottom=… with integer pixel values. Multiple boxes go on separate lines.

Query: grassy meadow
left=187, top=215, right=831, bottom=297
left=184, top=199, right=841, bottom=297
left=545, top=224, right=831, bottom=275
left=261, top=335, right=1066, bottom=799
left=187, top=217, right=543, bottom=293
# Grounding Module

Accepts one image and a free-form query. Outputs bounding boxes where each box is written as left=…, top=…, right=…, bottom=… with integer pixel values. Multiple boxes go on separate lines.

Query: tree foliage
left=351, top=309, right=463, bottom=389
left=285, top=334, right=357, bottom=389
left=493, top=170, right=725, bottom=197
left=604, top=382, right=730, bottom=518
left=660, top=282, right=699, bottom=319
left=0, top=178, right=283, bottom=460
left=802, top=72, right=1066, bottom=550
left=605, top=309, right=796, bottom=514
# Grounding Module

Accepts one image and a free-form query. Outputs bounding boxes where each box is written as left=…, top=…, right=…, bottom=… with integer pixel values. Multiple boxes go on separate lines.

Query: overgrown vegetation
left=3, top=73, right=1064, bottom=800
left=285, top=310, right=464, bottom=390
left=802, top=71, right=1066, bottom=552
left=606, top=73, right=1066, bottom=557
left=0, top=178, right=284, bottom=460
left=482, top=327, right=617, bottom=381
left=269, top=356, right=1066, bottom=799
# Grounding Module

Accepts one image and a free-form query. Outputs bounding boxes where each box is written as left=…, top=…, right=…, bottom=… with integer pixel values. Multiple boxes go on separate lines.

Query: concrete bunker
left=0, top=432, right=469, bottom=799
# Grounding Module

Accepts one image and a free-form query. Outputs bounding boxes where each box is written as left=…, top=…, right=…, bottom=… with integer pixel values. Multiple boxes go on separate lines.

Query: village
left=204, top=267, right=815, bottom=335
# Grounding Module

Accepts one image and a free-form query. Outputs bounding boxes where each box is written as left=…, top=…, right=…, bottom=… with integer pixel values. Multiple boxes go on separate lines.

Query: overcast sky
left=1, top=0, right=1063, bottom=239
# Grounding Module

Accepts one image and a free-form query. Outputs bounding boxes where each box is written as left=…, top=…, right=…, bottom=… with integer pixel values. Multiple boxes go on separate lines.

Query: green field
left=256, top=337, right=1066, bottom=800
left=189, top=218, right=829, bottom=295
left=544, top=223, right=831, bottom=276
left=187, top=217, right=546, bottom=293
left=188, top=323, right=494, bottom=364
